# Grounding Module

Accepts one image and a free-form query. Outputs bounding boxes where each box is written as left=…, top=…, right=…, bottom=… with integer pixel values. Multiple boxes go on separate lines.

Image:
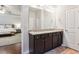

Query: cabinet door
left=34, top=35, right=44, bottom=54
left=58, top=32, right=63, bottom=46
left=52, top=33, right=59, bottom=48
left=29, top=34, right=34, bottom=53
left=44, top=33, right=52, bottom=51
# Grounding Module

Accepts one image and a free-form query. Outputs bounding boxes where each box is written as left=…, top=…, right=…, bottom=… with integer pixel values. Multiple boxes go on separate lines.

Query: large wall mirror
left=0, top=5, right=21, bottom=54
left=28, top=6, right=56, bottom=31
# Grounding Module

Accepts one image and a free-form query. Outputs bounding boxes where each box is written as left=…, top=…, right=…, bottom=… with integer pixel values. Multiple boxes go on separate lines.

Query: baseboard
left=22, top=50, right=29, bottom=54
left=62, top=43, right=67, bottom=47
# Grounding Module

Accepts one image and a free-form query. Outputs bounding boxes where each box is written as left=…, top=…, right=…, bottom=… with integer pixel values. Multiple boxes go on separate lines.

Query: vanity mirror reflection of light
left=28, top=6, right=56, bottom=31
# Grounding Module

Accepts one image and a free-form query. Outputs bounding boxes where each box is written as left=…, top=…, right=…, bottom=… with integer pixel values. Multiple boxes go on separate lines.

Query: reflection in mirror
left=0, top=5, right=21, bottom=54
left=28, top=6, right=56, bottom=31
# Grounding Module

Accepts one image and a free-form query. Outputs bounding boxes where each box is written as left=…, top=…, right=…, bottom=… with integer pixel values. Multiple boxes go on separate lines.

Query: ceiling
left=1, top=5, right=79, bottom=16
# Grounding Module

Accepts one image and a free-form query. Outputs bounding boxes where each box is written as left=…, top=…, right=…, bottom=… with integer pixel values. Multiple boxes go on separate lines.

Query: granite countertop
left=29, top=29, right=63, bottom=35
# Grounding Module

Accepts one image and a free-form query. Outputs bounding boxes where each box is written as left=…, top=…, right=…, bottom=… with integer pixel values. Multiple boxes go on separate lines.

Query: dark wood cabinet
left=52, top=32, right=59, bottom=48
left=29, top=34, right=34, bottom=53
left=52, top=32, right=63, bottom=48
left=44, top=33, right=52, bottom=51
left=57, top=32, right=63, bottom=46
left=29, top=31, right=63, bottom=54
left=34, top=35, right=44, bottom=53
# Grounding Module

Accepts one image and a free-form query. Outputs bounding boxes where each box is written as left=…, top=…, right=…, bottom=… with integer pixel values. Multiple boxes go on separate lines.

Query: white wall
left=0, top=13, right=21, bottom=29
left=21, top=6, right=29, bottom=54
left=0, top=14, right=20, bottom=24
left=55, top=6, right=67, bottom=46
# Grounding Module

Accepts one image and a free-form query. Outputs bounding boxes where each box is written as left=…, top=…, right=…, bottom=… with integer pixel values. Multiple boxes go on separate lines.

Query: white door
left=74, top=10, right=79, bottom=51
left=65, top=9, right=76, bottom=49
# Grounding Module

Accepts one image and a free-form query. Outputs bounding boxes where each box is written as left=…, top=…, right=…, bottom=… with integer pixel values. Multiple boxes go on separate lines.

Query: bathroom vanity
left=29, top=29, right=63, bottom=54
